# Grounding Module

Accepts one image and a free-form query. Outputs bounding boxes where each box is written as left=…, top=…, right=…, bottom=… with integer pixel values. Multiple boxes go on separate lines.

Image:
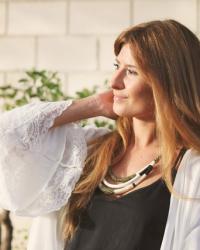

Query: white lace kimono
left=0, top=100, right=200, bottom=250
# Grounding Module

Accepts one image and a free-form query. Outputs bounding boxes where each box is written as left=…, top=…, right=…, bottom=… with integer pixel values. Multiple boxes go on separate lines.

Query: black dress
left=65, top=149, right=186, bottom=250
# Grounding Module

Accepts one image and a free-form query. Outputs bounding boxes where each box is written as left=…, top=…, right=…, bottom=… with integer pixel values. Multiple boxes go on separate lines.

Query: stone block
left=70, top=0, right=130, bottom=34
left=37, top=37, right=97, bottom=71
left=0, top=3, right=6, bottom=34
left=0, top=38, right=35, bottom=70
left=99, top=36, right=117, bottom=71
left=8, top=1, right=67, bottom=34
left=133, top=0, right=197, bottom=32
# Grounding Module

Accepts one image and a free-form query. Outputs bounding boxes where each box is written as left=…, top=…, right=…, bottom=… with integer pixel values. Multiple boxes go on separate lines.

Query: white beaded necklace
left=99, top=156, right=160, bottom=195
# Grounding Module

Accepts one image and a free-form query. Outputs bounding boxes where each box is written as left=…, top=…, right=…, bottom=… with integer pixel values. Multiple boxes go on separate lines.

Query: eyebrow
left=115, top=58, right=137, bottom=68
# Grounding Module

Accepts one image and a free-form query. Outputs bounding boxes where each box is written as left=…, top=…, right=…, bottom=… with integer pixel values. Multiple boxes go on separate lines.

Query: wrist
left=89, top=95, right=105, bottom=117
left=73, top=95, right=103, bottom=119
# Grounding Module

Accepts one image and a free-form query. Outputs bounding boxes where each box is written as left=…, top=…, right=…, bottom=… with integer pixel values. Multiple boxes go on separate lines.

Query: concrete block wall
left=0, top=0, right=199, bottom=96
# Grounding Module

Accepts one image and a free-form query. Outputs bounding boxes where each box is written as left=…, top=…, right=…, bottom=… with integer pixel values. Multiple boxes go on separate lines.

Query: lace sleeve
left=0, top=100, right=88, bottom=216
left=0, top=100, right=72, bottom=150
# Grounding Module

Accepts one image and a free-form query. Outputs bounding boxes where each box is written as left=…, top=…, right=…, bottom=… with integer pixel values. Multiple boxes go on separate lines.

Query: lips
left=113, top=95, right=128, bottom=101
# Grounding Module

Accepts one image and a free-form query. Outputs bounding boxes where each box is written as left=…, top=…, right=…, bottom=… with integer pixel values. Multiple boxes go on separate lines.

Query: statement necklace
left=99, top=156, right=160, bottom=195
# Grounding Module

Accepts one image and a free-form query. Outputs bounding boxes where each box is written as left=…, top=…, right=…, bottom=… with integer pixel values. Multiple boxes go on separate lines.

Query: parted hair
left=61, top=19, right=200, bottom=244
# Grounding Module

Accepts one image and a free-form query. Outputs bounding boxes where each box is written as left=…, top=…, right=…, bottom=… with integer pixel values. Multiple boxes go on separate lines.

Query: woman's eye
left=126, top=69, right=138, bottom=76
left=113, top=64, right=138, bottom=76
left=113, top=63, right=119, bottom=70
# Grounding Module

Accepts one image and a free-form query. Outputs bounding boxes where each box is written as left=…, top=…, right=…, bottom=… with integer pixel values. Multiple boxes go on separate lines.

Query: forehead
left=116, top=43, right=137, bottom=66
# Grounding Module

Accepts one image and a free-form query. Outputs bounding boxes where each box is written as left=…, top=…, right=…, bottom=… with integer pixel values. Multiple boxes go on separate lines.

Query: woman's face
left=110, top=43, right=155, bottom=120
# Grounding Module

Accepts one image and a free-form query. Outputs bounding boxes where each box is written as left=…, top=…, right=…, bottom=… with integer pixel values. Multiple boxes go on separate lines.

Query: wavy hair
left=61, top=19, right=200, bottom=244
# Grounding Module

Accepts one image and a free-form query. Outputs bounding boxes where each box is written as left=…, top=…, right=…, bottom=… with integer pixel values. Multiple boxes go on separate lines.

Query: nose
left=110, top=69, right=125, bottom=90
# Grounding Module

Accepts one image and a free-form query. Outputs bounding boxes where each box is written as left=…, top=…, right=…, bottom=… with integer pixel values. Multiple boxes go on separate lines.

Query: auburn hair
left=61, top=19, right=200, bottom=244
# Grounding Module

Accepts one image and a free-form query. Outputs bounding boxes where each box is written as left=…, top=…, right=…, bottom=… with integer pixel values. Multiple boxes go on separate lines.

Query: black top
left=66, top=179, right=170, bottom=250
left=65, top=149, right=186, bottom=250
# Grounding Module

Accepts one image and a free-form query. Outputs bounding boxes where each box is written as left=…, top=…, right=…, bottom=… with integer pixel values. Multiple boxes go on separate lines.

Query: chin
left=113, top=107, right=132, bottom=117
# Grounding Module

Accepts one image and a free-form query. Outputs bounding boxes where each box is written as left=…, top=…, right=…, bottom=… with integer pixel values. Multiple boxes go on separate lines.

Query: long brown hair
left=62, top=19, right=200, bottom=243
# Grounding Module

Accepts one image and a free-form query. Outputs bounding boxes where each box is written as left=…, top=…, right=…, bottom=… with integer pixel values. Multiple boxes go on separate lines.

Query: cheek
left=128, top=84, right=153, bottom=101
left=128, top=84, right=155, bottom=113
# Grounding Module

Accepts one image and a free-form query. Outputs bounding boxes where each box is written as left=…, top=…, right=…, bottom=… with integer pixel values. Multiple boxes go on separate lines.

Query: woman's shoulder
left=175, top=149, right=200, bottom=196
left=183, top=149, right=200, bottom=173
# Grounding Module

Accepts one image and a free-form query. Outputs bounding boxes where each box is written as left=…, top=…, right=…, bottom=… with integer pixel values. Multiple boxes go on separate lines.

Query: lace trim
left=23, top=125, right=88, bottom=215
left=21, top=100, right=73, bottom=150
left=32, top=166, right=82, bottom=215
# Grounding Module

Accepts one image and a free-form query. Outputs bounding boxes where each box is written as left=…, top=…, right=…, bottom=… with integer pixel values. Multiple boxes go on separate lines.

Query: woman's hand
left=94, top=90, right=118, bottom=120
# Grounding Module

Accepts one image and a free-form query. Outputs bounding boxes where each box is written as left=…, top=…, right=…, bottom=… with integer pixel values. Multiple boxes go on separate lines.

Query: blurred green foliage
left=0, top=69, right=114, bottom=130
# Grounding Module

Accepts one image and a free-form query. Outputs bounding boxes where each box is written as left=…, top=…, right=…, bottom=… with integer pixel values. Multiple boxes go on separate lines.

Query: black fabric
left=66, top=179, right=170, bottom=250
left=65, top=148, right=187, bottom=250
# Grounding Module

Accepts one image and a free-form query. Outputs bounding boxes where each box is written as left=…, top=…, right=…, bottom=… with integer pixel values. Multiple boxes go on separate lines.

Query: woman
left=0, top=19, right=200, bottom=250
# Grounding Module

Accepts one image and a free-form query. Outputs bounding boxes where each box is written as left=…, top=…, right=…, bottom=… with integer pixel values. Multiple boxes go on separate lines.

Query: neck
left=131, top=117, right=158, bottom=149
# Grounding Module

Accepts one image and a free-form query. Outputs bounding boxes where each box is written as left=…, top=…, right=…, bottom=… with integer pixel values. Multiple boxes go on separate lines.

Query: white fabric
left=0, top=101, right=200, bottom=249
left=161, top=149, right=200, bottom=250
left=0, top=100, right=110, bottom=250
left=27, top=211, right=64, bottom=250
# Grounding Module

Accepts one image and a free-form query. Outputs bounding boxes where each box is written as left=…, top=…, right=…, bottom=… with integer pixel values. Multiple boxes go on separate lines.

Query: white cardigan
left=0, top=100, right=199, bottom=250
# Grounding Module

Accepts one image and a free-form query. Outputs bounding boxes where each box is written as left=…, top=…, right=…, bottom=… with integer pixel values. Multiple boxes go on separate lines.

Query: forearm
left=52, top=96, right=102, bottom=128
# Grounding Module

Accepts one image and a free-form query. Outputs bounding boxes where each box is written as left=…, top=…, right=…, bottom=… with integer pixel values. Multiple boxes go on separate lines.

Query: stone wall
left=0, top=0, right=199, bottom=96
